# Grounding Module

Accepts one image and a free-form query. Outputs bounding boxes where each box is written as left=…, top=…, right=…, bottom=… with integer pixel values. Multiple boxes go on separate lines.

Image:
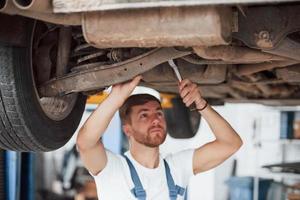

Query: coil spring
left=71, top=31, right=128, bottom=72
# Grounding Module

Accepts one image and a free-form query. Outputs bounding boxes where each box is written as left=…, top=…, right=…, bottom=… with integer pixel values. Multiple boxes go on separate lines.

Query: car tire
left=0, top=19, right=86, bottom=151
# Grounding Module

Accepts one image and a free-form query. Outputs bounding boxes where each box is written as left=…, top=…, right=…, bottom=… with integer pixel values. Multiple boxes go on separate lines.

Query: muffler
left=82, top=6, right=232, bottom=48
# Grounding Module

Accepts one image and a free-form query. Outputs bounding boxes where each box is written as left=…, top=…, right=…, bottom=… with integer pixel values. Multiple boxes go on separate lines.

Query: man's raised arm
left=76, top=76, right=142, bottom=175
left=178, top=79, right=243, bottom=175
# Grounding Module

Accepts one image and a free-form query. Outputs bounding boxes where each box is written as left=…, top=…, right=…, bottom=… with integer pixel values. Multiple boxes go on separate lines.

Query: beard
left=132, top=125, right=167, bottom=147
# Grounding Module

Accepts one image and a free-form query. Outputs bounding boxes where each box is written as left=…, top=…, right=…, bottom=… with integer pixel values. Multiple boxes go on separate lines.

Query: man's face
left=125, top=101, right=167, bottom=147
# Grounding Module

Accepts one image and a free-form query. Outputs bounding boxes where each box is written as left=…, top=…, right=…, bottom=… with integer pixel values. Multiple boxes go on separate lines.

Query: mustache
left=148, top=125, right=164, bottom=131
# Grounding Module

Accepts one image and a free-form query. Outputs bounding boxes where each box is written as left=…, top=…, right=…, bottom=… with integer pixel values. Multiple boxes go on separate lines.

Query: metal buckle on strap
left=169, top=188, right=178, bottom=198
left=131, top=187, right=146, bottom=198
left=176, top=185, right=185, bottom=196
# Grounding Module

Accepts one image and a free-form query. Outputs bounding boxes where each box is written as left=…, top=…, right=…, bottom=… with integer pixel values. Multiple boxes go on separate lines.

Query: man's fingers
left=179, top=80, right=190, bottom=91
left=183, top=89, right=198, bottom=106
left=130, top=75, right=143, bottom=87
left=184, top=94, right=197, bottom=107
left=178, top=79, right=204, bottom=108
left=180, top=83, right=197, bottom=98
left=133, top=75, right=143, bottom=83
left=186, top=99, right=195, bottom=107
left=182, top=89, right=193, bottom=103
left=179, top=79, right=192, bottom=91
left=180, top=87, right=189, bottom=98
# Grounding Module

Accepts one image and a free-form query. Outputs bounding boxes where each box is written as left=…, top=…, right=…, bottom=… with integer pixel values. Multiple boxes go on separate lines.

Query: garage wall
left=162, top=103, right=300, bottom=200
left=213, top=104, right=300, bottom=200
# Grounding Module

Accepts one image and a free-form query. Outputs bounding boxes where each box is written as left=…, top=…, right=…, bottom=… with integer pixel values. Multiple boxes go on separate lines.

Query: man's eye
left=157, top=111, right=164, bottom=117
left=140, top=113, right=147, bottom=118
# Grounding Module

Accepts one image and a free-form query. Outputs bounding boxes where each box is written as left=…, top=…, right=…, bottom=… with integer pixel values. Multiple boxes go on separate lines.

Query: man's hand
left=111, top=75, right=143, bottom=103
left=178, top=79, right=206, bottom=110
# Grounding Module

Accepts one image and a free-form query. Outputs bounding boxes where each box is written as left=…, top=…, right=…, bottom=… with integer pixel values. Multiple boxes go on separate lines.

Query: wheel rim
left=31, top=21, right=78, bottom=121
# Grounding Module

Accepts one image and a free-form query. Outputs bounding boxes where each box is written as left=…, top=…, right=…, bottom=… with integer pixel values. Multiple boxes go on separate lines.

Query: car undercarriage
left=1, top=0, right=300, bottom=151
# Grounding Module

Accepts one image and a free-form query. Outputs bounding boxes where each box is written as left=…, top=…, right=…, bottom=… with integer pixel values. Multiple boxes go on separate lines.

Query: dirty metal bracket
left=233, top=4, right=300, bottom=50
left=38, top=47, right=191, bottom=97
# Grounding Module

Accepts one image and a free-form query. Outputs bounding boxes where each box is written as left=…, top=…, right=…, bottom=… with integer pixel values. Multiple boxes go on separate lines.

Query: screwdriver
left=168, top=60, right=198, bottom=112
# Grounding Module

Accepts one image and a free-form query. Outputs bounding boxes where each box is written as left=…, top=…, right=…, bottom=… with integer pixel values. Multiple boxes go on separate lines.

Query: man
left=76, top=76, right=243, bottom=200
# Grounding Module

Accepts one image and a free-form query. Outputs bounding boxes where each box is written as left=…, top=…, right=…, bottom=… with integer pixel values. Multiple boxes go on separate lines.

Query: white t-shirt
left=91, top=149, right=195, bottom=200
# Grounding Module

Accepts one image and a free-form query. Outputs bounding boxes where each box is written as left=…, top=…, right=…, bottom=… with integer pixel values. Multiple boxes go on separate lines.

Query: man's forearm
left=77, top=76, right=142, bottom=150
left=77, top=93, right=124, bottom=150
left=199, top=104, right=242, bottom=148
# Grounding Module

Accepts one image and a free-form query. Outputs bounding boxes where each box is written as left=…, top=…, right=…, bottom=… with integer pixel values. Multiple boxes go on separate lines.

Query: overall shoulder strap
left=123, top=155, right=146, bottom=200
left=164, top=159, right=187, bottom=200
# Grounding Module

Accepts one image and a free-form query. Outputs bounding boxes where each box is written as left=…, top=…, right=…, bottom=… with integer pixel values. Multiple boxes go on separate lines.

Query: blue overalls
left=124, top=155, right=188, bottom=200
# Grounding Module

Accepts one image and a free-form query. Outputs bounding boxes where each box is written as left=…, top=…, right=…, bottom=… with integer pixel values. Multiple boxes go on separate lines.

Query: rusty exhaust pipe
left=236, top=60, right=299, bottom=76
left=0, top=0, right=81, bottom=25
left=12, top=0, right=52, bottom=13
left=193, top=46, right=287, bottom=63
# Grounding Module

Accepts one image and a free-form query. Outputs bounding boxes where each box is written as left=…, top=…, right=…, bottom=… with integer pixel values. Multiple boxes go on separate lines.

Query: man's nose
left=151, top=115, right=160, bottom=125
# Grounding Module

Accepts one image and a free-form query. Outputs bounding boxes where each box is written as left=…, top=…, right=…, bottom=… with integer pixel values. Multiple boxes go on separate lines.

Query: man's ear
left=122, top=124, right=132, bottom=137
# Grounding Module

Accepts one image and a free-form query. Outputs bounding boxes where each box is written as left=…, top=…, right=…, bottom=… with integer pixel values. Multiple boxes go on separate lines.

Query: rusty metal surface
left=181, top=55, right=237, bottom=65
left=177, top=59, right=227, bottom=84
left=236, top=60, right=299, bottom=76
left=53, top=0, right=298, bottom=13
left=226, top=87, right=244, bottom=99
left=38, top=47, right=192, bottom=97
left=142, top=60, right=227, bottom=85
left=276, top=64, right=300, bottom=82
left=144, top=83, right=229, bottom=99
left=194, top=85, right=230, bottom=99
left=193, top=46, right=287, bottom=63
left=56, top=27, right=72, bottom=76
left=82, top=6, right=232, bottom=48
left=249, top=75, right=275, bottom=97
left=232, top=4, right=300, bottom=50
left=263, top=38, right=300, bottom=61
left=230, top=80, right=261, bottom=95
left=1, top=0, right=300, bottom=105
left=247, top=74, right=293, bottom=98
left=231, top=78, right=289, bottom=85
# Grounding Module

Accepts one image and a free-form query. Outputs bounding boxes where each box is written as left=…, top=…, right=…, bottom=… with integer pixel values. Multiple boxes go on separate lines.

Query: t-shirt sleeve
left=89, top=149, right=123, bottom=182
left=165, top=149, right=195, bottom=187
left=88, top=150, right=132, bottom=199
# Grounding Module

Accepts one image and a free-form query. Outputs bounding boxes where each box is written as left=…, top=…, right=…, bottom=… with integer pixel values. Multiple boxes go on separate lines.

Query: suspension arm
left=38, top=47, right=191, bottom=97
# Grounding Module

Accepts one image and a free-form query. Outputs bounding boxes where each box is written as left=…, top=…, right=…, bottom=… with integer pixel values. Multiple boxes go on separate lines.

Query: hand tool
left=168, top=60, right=182, bottom=82
left=168, top=60, right=198, bottom=111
